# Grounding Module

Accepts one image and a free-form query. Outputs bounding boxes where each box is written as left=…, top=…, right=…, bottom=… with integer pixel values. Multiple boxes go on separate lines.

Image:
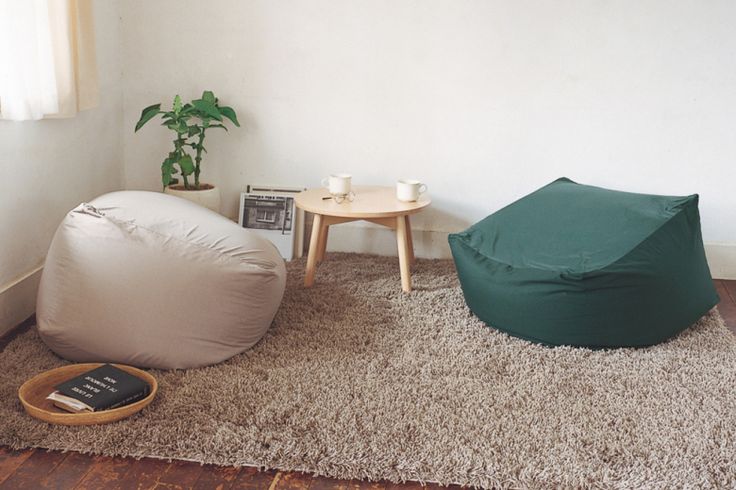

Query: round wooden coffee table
left=295, top=186, right=431, bottom=292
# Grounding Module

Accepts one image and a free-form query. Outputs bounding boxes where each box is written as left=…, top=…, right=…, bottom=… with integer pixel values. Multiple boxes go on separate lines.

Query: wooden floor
left=1, top=280, right=735, bottom=490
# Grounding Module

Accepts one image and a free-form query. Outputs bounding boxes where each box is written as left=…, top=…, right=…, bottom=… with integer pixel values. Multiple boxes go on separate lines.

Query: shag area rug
left=1, top=254, right=735, bottom=489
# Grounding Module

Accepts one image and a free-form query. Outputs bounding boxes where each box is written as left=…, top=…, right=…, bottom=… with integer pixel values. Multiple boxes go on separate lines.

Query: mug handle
left=418, top=184, right=428, bottom=194
left=321, top=177, right=329, bottom=188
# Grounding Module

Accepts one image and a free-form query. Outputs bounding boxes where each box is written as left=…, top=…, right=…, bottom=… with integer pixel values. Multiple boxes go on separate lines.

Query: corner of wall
left=115, top=1, right=127, bottom=191
left=0, top=265, right=43, bottom=335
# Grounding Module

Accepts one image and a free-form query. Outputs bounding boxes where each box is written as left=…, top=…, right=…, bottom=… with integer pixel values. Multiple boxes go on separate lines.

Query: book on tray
left=46, top=364, right=151, bottom=413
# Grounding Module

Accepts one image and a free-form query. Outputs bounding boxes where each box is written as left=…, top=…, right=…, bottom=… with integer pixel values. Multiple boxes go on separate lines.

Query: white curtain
left=0, top=0, right=98, bottom=121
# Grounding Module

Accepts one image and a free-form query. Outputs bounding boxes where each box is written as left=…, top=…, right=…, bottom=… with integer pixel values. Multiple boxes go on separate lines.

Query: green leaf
left=161, top=157, right=176, bottom=188
left=218, top=106, right=240, bottom=127
left=202, top=91, right=216, bottom=104
left=178, top=154, right=195, bottom=175
left=192, top=99, right=223, bottom=121
left=187, top=125, right=201, bottom=137
left=173, top=95, right=182, bottom=113
left=209, top=123, right=228, bottom=131
left=135, top=103, right=161, bottom=132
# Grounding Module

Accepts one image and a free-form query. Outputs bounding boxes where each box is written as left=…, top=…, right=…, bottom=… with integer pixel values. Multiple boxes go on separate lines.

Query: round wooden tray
left=18, top=363, right=157, bottom=426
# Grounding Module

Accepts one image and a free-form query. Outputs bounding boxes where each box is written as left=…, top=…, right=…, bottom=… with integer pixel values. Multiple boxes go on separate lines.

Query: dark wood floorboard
left=230, top=467, right=278, bottom=489
left=309, top=477, right=388, bottom=490
left=723, top=280, right=736, bottom=312
left=38, top=451, right=97, bottom=489
left=192, top=464, right=241, bottom=490
left=716, top=280, right=736, bottom=334
left=0, top=280, right=734, bottom=489
left=0, top=448, right=35, bottom=487
left=0, top=449, right=68, bottom=489
left=110, top=457, right=171, bottom=490
left=155, top=459, right=207, bottom=489
left=73, top=455, right=133, bottom=489
left=269, top=471, right=314, bottom=489
left=387, top=483, right=437, bottom=490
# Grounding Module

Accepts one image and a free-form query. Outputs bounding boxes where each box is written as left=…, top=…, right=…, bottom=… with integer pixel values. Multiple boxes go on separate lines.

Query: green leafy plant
left=135, top=91, right=240, bottom=190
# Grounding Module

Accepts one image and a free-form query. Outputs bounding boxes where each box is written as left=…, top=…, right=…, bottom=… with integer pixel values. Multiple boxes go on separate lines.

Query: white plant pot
left=164, top=184, right=221, bottom=214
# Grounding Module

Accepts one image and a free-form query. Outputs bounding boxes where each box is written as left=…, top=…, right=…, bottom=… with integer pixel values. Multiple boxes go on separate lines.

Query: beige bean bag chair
left=37, top=191, right=286, bottom=369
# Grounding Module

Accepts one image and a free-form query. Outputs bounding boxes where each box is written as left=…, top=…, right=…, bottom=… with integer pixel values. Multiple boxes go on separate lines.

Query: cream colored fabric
left=47, top=0, right=98, bottom=117
left=36, top=191, right=286, bottom=369
left=0, top=0, right=98, bottom=121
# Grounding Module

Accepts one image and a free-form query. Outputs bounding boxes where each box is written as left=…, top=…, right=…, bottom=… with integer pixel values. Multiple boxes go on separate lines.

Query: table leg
left=316, top=222, right=329, bottom=264
left=404, top=215, right=416, bottom=265
left=305, top=214, right=323, bottom=287
left=396, top=215, right=412, bottom=292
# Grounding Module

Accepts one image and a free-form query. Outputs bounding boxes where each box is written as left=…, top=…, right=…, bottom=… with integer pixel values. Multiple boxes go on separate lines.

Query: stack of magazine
left=238, top=185, right=306, bottom=261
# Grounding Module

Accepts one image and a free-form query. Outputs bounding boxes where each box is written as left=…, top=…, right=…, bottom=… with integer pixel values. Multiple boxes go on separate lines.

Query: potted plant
left=134, top=90, right=240, bottom=213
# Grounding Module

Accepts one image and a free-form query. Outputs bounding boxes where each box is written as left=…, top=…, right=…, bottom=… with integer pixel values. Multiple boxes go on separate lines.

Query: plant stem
left=194, top=130, right=206, bottom=189
left=175, top=134, right=189, bottom=189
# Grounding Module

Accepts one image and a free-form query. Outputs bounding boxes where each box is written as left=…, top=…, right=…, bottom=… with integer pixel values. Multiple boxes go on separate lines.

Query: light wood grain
left=365, top=217, right=398, bottom=229
left=323, top=215, right=357, bottom=226
left=295, top=186, right=430, bottom=218
left=296, top=187, right=430, bottom=292
left=404, top=215, right=415, bottom=265
left=18, top=363, right=157, bottom=426
left=396, top=216, right=412, bottom=292
left=305, top=214, right=323, bottom=287
left=317, top=218, right=329, bottom=264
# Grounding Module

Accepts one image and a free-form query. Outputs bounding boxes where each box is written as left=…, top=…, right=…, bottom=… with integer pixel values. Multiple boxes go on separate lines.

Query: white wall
left=4, top=1, right=731, bottom=331
left=0, top=1, right=124, bottom=333
left=120, top=0, right=736, bottom=273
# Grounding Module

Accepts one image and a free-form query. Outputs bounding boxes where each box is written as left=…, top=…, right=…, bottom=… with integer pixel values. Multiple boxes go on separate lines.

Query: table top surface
left=295, top=185, right=431, bottom=218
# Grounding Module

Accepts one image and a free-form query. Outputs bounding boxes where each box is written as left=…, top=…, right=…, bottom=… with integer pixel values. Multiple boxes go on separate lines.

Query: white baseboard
left=324, top=225, right=736, bottom=280
left=0, top=264, right=43, bottom=336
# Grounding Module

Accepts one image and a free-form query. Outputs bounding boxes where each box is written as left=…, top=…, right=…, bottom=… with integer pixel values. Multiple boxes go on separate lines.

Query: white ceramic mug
left=396, top=179, right=427, bottom=202
left=322, top=173, right=352, bottom=196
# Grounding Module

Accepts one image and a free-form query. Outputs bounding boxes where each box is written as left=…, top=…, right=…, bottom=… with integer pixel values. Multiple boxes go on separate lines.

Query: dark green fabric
left=449, top=177, right=719, bottom=348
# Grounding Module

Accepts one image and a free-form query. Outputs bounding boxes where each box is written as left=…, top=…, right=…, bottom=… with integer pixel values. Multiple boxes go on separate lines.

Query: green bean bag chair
left=448, top=178, right=718, bottom=348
